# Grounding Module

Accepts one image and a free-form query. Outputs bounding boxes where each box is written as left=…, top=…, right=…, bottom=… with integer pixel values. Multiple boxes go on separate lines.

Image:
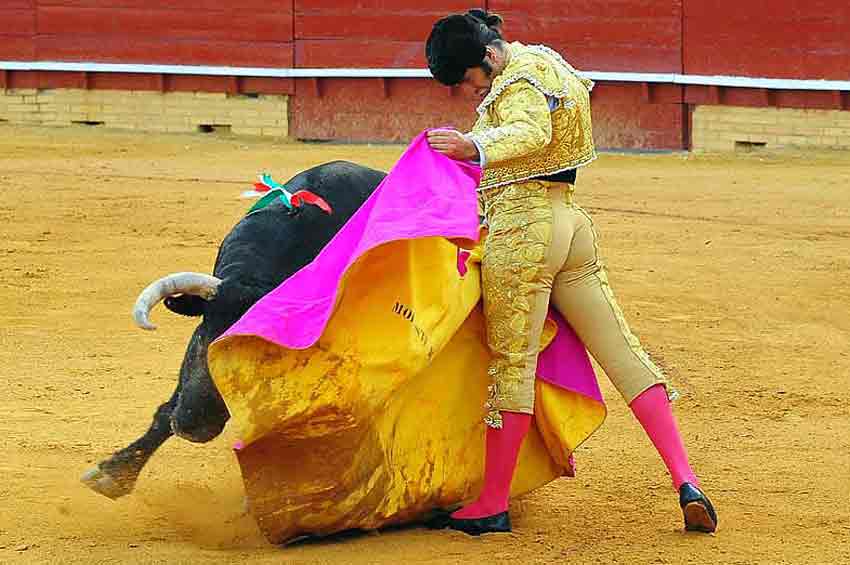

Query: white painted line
left=1, top=61, right=848, bottom=91
left=0, top=61, right=429, bottom=78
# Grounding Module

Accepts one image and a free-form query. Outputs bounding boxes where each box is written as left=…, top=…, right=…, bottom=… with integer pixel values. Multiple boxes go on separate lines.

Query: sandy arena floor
left=1, top=124, right=848, bottom=564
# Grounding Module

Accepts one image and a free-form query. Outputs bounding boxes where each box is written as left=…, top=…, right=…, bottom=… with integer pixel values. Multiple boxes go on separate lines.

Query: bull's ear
left=164, top=294, right=207, bottom=317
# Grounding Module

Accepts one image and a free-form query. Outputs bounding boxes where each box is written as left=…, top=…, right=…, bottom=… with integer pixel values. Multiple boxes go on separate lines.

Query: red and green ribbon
left=248, top=173, right=332, bottom=215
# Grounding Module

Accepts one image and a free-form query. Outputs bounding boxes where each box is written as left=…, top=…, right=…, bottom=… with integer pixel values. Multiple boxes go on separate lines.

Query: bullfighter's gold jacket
left=468, top=42, right=596, bottom=190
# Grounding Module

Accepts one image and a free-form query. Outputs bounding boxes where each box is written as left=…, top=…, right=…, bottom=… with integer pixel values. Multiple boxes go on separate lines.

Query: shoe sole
left=684, top=501, right=717, bottom=533
left=448, top=522, right=511, bottom=536
left=447, top=512, right=511, bottom=536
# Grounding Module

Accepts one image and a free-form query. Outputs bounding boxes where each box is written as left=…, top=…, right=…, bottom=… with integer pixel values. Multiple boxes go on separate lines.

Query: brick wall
left=0, top=88, right=288, bottom=137
left=691, top=106, right=850, bottom=152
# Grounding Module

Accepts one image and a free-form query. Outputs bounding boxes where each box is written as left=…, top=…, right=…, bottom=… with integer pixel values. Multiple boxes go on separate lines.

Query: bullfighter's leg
left=548, top=201, right=717, bottom=533
left=81, top=385, right=178, bottom=499
left=449, top=181, right=556, bottom=534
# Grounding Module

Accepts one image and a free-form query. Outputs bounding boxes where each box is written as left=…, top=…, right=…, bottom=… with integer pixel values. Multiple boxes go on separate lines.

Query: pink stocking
left=629, top=384, right=698, bottom=490
left=451, top=411, right=532, bottom=519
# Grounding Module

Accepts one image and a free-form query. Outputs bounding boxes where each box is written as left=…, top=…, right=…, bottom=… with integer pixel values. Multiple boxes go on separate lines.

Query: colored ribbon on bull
left=248, top=174, right=333, bottom=215
left=291, top=190, right=332, bottom=214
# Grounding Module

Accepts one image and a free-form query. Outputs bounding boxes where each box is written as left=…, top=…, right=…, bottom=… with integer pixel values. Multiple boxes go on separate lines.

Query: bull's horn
left=133, top=272, right=222, bottom=331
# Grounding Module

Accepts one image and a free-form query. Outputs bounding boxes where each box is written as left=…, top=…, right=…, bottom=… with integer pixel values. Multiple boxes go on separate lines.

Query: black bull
left=82, top=161, right=386, bottom=499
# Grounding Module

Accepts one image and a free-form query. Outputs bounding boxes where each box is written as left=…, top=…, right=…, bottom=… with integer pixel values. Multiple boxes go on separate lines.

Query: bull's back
left=213, top=161, right=386, bottom=287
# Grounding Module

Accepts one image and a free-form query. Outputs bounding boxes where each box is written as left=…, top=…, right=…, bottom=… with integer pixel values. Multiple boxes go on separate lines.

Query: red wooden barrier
left=0, top=7, right=36, bottom=59
left=37, top=7, right=293, bottom=42
left=290, top=77, right=477, bottom=142
left=489, top=0, right=683, bottom=73
left=684, top=0, right=850, bottom=80
left=293, top=0, right=478, bottom=67
left=6, top=2, right=850, bottom=80
left=36, top=36, right=295, bottom=68
left=34, top=0, right=290, bottom=10
left=288, top=78, right=687, bottom=150
left=30, top=1, right=294, bottom=67
left=2, top=1, right=848, bottom=150
left=295, top=41, right=422, bottom=68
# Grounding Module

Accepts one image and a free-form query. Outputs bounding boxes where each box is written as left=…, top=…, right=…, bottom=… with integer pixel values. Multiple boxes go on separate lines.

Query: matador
left=425, top=9, right=718, bottom=536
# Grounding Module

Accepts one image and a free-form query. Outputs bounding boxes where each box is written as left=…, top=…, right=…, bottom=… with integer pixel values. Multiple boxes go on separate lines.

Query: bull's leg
left=169, top=384, right=229, bottom=444
left=168, top=329, right=230, bottom=444
left=81, top=386, right=178, bottom=500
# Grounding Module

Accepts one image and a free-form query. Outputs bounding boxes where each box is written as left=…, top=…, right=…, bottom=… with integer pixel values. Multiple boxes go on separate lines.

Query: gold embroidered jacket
left=468, top=43, right=596, bottom=190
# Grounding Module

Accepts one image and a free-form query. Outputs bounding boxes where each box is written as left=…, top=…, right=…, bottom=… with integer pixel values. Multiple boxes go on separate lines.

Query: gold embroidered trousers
left=480, top=180, right=668, bottom=428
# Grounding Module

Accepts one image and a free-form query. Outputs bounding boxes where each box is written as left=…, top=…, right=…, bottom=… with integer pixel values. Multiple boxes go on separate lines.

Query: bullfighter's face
left=460, top=44, right=508, bottom=99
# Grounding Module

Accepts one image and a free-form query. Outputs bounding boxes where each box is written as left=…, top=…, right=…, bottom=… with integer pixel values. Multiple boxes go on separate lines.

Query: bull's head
left=133, top=272, right=245, bottom=443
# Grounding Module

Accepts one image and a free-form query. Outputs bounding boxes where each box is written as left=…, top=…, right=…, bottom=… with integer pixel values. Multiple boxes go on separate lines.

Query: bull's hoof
left=80, top=467, right=135, bottom=500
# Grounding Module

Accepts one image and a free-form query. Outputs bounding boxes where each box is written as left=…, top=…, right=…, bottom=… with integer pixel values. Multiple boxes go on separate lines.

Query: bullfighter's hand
left=426, top=129, right=480, bottom=161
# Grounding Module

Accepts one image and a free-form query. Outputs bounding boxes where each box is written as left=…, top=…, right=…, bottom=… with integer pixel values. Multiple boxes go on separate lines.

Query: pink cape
left=220, top=130, right=603, bottom=405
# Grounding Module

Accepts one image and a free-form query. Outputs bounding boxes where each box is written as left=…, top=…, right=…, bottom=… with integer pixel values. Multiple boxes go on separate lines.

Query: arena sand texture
left=1, top=125, right=848, bottom=565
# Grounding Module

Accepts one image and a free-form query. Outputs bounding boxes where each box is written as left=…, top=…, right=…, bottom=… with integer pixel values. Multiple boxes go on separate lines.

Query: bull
left=82, top=161, right=386, bottom=499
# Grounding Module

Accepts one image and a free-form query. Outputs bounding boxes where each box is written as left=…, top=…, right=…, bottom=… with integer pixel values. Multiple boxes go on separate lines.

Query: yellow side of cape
left=208, top=237, right=605, bottom=544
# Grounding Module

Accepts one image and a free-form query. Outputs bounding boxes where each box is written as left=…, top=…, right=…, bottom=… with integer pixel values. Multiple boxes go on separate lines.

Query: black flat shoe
left=448, top=511, right=511, bottom=536
left=679, top=483, right=718, bottom=533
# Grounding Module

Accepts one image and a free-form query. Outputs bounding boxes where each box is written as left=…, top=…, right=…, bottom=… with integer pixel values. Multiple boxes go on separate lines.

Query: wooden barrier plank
left=239, top=77, right=295, bottom=95
left=296, top=13, right=446, bottom=41
left=37, top=6, right=293, bottom=42
left=37, top=0, right=293, bottom=11
left=490, top=0, right=683, bottom=73
left=0, top=9, right=36, bottom=35
left=3, top=0, right=34, bottom=8
left=684, top=0, right=850, bottom=79
left=5, top=70, right=39, bottom=89
left=295, top=0, right=472, bottom=12
left=36, top=35, right=294, bottom=67
left=294, top=0, right=474, bottom=40
left=295, top=39, right=423, bottom=68
left=0, top=35, right=36, bottom=59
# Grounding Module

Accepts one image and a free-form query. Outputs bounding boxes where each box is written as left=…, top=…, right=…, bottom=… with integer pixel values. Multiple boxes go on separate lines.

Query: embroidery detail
left=469, top=80, right=553, bottom=168
left=480, top=181, right=554, bottom=426
left=470, top=42, right=597, bottom=191
left=484, top=382, right=504, bottom=429
left=476, top=72, right=571, bottom=116
left=476, top=153, right=598, bottom=193
left=476, top=43, right=594, bottom=116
